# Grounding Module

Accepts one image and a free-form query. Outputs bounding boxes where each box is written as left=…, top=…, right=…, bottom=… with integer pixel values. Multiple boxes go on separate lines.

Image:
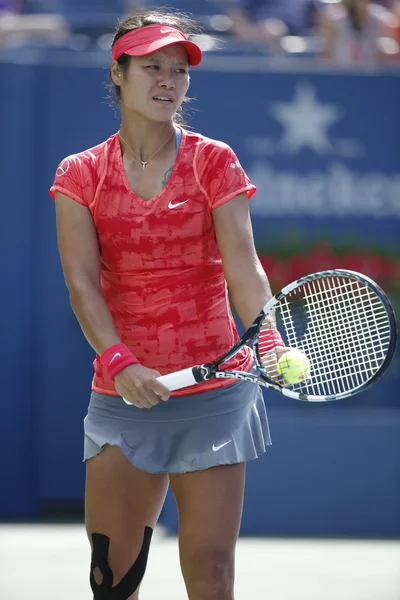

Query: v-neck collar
left=116, top=126, right=186, bottom=206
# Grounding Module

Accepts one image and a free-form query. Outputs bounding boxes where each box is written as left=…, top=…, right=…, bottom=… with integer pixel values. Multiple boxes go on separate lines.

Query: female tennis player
left=50, top=9, right=284, bottom=600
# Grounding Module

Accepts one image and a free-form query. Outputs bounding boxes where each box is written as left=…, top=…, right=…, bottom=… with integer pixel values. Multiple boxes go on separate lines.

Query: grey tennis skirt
left=83, top=380, right=271, bottom=474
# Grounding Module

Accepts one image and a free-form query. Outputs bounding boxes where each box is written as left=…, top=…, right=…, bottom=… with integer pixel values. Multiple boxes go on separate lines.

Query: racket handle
left=122, top=367, right=199, bottom=405
left=157, top=368, right=198, bottom=391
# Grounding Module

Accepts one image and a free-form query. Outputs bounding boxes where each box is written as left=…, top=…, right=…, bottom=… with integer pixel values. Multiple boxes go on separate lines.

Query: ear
left=110, top=60, right=122, bottom=86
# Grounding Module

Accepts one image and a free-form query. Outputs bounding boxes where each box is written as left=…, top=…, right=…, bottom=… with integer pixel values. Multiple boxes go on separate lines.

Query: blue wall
left=1, top=50, right=399, bottom=535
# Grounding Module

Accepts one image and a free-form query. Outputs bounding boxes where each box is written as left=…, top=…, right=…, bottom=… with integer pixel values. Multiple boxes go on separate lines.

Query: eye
left=175, top=68, right=188, bottom=74
left=147, top=65, right=160, bottom=70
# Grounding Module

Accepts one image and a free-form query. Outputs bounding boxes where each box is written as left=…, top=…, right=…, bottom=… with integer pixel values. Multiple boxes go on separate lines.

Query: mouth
left=153, top=96, right=174, bottom=104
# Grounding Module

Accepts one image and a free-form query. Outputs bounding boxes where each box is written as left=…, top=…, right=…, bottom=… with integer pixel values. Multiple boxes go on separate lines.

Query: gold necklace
left=119, top=129, right=175, bottom=170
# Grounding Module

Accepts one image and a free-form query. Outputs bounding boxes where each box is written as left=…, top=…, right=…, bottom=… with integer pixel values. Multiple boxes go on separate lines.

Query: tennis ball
left=277, top=349, right=311, bottom=384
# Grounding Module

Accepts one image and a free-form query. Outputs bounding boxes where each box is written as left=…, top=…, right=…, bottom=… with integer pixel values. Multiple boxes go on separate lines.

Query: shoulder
left=57, top=134, right=117, bottom=177
left=181, top=129, right=255, bottom=208
left=183, top=129, right=238, bottom=166
left=51, top=134, right=118, bottom=205
left=184, top=129, right=233, bottom=151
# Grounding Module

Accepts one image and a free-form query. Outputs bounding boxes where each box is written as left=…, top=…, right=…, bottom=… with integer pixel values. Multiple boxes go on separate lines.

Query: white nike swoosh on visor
left=212, top=441, right=232, bottom=452
left=168, top=200, right=189, bottom=209
left=160, top=27, right=177, bottom=34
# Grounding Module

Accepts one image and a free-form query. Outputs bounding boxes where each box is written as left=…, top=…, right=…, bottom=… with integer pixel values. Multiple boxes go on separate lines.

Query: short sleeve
left=49, top=155, right=88, bottom=207
left=207, top=145, right=256, bottom=210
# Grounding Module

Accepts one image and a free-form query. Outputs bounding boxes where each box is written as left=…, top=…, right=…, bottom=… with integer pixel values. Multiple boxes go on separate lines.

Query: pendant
left=141, top=162, right=147, bottom=170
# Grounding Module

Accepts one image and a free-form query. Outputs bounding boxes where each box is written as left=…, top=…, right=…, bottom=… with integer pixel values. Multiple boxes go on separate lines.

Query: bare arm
left=54, top=192, right=169, bottom=406
left=212, top=194, right=275, bottom=330
left=317, top=12, right=336, bottom=61
left=55, top=192, right=120, bottom=354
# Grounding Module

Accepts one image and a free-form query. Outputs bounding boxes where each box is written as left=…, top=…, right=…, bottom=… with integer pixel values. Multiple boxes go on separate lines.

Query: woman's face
left=113, top=44, right=190, bottom=122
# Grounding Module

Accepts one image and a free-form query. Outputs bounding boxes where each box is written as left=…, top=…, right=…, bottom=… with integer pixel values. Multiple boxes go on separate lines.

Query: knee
left=183, top=547, right=235, bottom=599
left=90, top=527, right=153, bottom=600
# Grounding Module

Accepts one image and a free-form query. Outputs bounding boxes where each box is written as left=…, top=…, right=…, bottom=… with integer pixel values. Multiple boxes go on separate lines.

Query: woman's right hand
left=114, top=364, right=170, bottom=408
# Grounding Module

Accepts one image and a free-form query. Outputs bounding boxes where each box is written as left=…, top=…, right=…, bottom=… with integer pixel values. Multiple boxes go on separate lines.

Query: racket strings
left=303, top=278, right=389, bottom=393
left=275, top=276, right=391, bottom=395
left=311, top=279, right=387, bottom=392
left=299, top=279, right=385, bottom=393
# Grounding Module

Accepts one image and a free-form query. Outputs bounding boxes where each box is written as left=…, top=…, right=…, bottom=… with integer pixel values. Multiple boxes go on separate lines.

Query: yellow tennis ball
left=277, top=349, right=311, bottom=384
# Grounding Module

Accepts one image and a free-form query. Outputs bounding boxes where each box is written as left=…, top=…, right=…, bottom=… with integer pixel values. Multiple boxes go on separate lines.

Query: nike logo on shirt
left=212, top=441, right=232, bottom=452
left=168, top=200, right=189, bottom=209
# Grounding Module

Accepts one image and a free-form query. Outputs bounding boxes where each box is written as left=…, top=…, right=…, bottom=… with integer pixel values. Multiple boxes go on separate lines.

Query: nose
left=158, top=74, right=175, bottom=89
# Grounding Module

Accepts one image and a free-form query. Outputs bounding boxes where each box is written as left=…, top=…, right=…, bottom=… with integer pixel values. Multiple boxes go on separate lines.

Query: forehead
left=143, top=44, right=190, bottom=64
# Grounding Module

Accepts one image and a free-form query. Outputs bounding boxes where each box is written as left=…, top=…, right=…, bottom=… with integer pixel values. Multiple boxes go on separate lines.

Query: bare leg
left=170, top=463, right=246, bottom=600
left=85, top=445, right=169, bottom=599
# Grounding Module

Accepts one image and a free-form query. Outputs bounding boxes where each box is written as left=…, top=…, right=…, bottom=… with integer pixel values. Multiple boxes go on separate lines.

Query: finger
left=268, top=352, right=281, bottom=381
left=149, top=369, right=162, bottom=378
left=147, top=371, right=170, bottom=399
left=122, top=389, right=151, bottom=408
left=149, top=379, right=170, bottom=401
left=274, top=346, right=289, bottom=360
left=143, top=391, right=161, bottom=407
left=122, top=397, right=144, bottom=409
left=137, top=391, right=159, bottom=409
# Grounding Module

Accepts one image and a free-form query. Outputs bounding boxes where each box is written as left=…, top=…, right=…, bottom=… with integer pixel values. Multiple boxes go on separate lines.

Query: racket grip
left=157, top=368, right=199, bottom=391
left=122, top=367, right=199, bottom=405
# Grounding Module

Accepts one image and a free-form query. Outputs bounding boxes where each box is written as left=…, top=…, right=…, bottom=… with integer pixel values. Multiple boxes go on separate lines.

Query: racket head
left=253, top=269, right=397, bottom=401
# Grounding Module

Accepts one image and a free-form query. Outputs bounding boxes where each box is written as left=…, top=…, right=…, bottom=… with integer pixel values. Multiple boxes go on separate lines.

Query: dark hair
left=107, top=8, right=201, bottom=126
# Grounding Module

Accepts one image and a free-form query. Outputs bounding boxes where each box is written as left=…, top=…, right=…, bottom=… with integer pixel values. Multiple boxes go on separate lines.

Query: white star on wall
left=270, top=83, right=343, bottom=154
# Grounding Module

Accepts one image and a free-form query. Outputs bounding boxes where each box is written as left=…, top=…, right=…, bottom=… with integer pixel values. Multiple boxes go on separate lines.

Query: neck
left=119, top=115, right=176, bottom=161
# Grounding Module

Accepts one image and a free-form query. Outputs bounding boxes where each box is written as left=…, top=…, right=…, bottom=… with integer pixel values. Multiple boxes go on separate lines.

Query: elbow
left=66, top=276, right=101, bottom=301
left=226, top=261, right=268, bottom=294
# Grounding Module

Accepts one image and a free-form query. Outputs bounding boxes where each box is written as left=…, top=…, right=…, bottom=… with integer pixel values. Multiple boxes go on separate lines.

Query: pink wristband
left=101, top=343, right=140, bottom=380
left=259, top=329, right=284, bottom=352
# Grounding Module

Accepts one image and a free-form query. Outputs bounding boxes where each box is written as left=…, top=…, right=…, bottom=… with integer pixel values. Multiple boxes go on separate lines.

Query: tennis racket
left=154, top=269, right=397, bottom=402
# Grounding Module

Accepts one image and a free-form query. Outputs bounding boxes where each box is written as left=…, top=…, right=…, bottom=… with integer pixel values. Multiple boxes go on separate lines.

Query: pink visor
left=111, top=24, right=203, bottom=66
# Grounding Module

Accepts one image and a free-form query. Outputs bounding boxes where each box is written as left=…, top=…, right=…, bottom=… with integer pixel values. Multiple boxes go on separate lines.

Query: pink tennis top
left=50, top=129, right=256, bottom=396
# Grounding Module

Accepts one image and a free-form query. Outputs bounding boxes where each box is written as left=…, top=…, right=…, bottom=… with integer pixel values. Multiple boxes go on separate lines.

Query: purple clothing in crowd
left=0, top=0, right=16, bottom=11
left=236, top=0, right=320, bottom=34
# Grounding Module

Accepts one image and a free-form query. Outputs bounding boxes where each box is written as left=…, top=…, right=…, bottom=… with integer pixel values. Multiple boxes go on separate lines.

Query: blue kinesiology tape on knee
left=90, top=526, right=153, bottom=600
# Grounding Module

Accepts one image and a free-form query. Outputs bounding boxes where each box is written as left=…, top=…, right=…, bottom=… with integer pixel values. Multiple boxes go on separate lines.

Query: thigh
left=170, top=463, right=246, bottom=578
left=86, top=444, right=169, bottom=593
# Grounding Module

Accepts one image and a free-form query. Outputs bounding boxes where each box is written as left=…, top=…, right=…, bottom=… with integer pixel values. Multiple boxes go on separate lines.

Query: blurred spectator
left=227, top=0, right=321, bottom=54
left=0, top=0, right=16, bottom=12
left=392, top=0, right=400, bottom=57
left=318, top=0, right=399, bottom=66
left=22, top=0, right=145, bottom=16
left=0, top=0, right=68, bottom=48
left=19, top=1, right=145, bottom=43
